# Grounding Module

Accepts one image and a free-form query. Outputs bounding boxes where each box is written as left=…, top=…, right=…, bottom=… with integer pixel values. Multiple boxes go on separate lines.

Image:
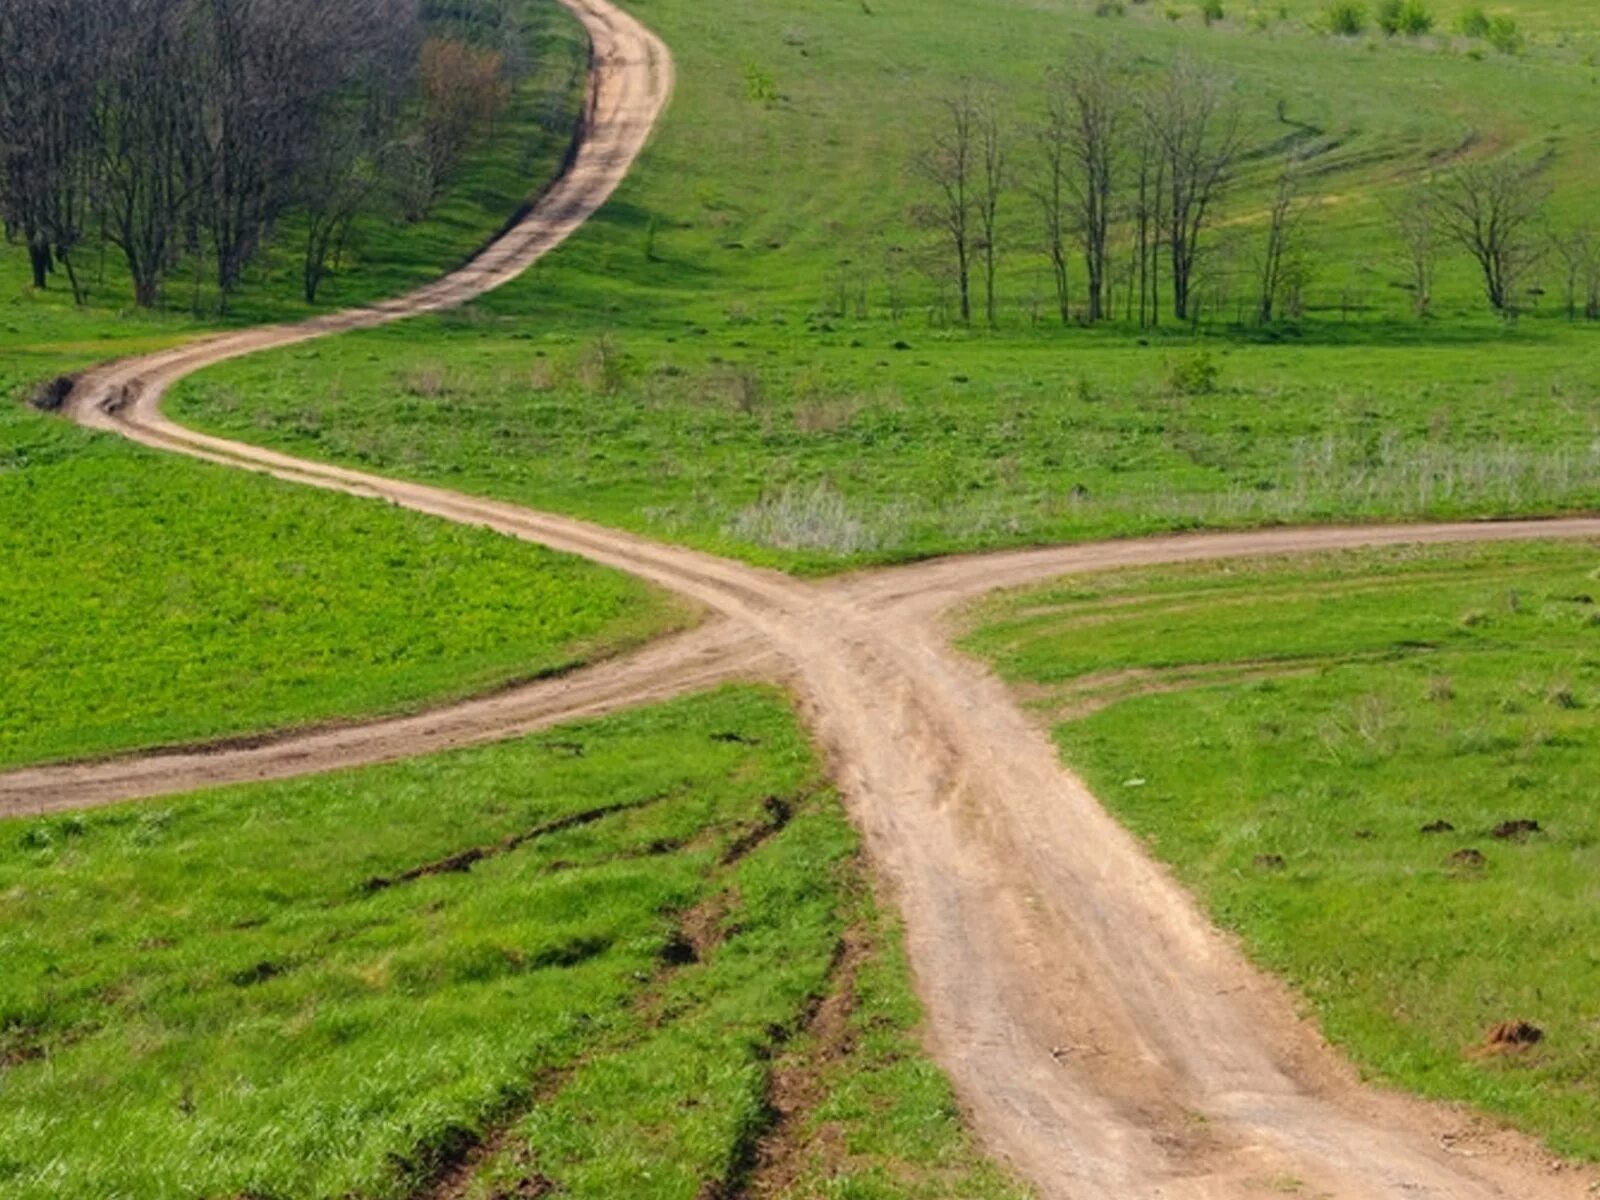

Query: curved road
left=11, top=1, right=1600, bottom=1196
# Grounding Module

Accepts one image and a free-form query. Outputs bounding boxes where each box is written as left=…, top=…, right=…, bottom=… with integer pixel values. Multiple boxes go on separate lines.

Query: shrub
left=1324, top=0, right=1367, bottom=34
left=1378, top=0, right=1432, bottom=35
left=1486, top=14, right=1523, bottom=53
left=743, top=63, right=778, bottom=105
left=1457, top=5, right=1490, bottom=37
left=1200, top=0, right=1224, bottom=24
left=1167, top=350, right=1221, bottom=396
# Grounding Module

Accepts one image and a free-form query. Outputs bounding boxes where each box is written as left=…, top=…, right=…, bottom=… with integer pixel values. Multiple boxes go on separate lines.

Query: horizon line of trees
left=911, top=49, right=1597, bottom=331
left=0, top=0, right=524, bottom=310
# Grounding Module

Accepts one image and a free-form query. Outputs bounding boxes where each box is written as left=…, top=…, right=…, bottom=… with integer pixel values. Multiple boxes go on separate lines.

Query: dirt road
left=15, top=1, right=1600, bottom=1194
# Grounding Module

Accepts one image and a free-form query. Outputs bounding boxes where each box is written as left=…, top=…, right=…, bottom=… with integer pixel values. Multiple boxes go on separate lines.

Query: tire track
left=14, top=1, right=1600, bottom=1194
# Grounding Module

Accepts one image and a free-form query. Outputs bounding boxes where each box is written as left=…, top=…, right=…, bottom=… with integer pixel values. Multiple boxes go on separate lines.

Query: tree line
left=915, top=49, right=1594, bottom=329
left=0, top=0, right=524, bottom=309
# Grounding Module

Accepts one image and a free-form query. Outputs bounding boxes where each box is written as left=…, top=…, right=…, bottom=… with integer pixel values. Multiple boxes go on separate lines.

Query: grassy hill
left=157, top=0, right=1600, bottom=570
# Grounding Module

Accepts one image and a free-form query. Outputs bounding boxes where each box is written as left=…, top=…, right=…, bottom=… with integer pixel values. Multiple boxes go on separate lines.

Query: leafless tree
left=1385, top=180, right=1440, bottom=317
left=975, top=96, right=1005, bottom=327
left=1435, top=158, right=1550, bottom=316
left=1551, top=227, right=1600, bottom=322
left=93, top=0, right=198, bottom=308
left=413, top=36, right=509, bottom=212
left=1032, top=95, right=1072, bottom=323
left=0, top=0, right=465, bottom=309
left=914, top=87, right=982, bottom=324
left=0, top=0, right=103, bottom=300
left=1044, top=52, right=1121, bottom=322
left=1130, top=123, right=1166, bottom=328
left=1256, top=153, right=1306, bottom=324
left=1141, top=59, right=1242, bottom=323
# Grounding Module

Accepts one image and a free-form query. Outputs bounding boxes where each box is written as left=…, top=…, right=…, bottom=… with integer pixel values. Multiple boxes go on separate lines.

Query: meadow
left=960, top=538, right=1600, bottom=1156
left=0, top=686, right=1026, bottom=1200
left=154, top=0, right=1600, bottom=572
left=0, top=0, right=684, bottom=769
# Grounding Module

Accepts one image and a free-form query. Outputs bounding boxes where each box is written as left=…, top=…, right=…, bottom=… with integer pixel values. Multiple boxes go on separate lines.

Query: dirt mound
left=27, top=375, right=76, bottom=411
left=1420, top=819, right=1455, bottom=834
left=1449, top=848, right=1486, bottom=868
left=1491, top=819, right=1541, bottom=841
left=1482, top=1021, right=1544, bottom=1052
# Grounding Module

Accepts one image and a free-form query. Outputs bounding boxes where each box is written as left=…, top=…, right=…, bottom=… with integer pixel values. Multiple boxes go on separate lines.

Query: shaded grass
left=960, top=539, right=1600, bottom=1157
left=0, top=687, right=1026, bottom=1200
left=0, top=400, right=681, bottom=768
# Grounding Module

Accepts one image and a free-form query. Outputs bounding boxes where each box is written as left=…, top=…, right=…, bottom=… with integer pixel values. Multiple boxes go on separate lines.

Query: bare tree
left=914, top=87, right=981, bottom=324
left=1032, top=101, right=1072, bottom=324
left=1386, top=180, right=1440, bottom=317
left=1130, top=122, right=1166, bottom=328
left=1435, top=158, right=1550, bottom=316
left=1256, top=152, right=1306, bottom=324
left=975, top=96, right=1005, bottom=327
left=95, top=0, right=199, bottom=308
left=413, top=36, right=509, bottom=211
left=1551, top=227, right=1600, bottom=322
left=1045, top=52, right=1120, bottom=322
left=0, top=0, right=104, bottom=300
left=1141, top=59, right=1242, bottom=323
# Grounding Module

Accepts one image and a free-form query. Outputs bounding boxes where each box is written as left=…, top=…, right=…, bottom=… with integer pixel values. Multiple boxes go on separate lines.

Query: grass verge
left=0, top=400, right=682, bottom=769
left=961, top=538, right=1600, bottom=1157
left=0, top=686, right=1026, bottom=1200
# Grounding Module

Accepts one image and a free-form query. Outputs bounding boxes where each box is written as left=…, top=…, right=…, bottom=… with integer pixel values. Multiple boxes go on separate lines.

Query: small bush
left=1486, top=14, right=1523, bottom=54
left=1200, top=0, right=1224, bottom=24
left=1167, top=351, right=1221, bottom=396
left=1378, top=0, right=1432, bottom=35
left=743, top=63, right=778, bottom=105
left=1457, top=5, right=1490, bottom=37
left=1324, top=0, right=1367, bottom=35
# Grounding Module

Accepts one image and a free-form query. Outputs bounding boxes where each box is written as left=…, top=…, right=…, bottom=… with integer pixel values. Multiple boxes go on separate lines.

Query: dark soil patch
left=720, top=795, right=796, bottom=866
left=229, top=960, right=286, bottom=987
left=1253, top=854, right=1286, bottom=871
left=703, top=924, right=870, bottom=1199
left=1421, top=820, right=1455, bottom=834
left=407, top=1072, right=569, bottom=1200
left=1491, top=819, right=1541, bottom=841
left=364, top=795, right=666, bottom=893
left=1481, top=1020, right=1544, bottom=1054
left=27, top=375, right=76, bottom=411
left=1449, top=848, right=1486, bottom=869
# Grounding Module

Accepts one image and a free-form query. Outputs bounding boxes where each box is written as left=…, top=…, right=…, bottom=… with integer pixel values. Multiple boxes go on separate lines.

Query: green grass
left=0, top=400, right=681, bottom=768
left=0, top=686, right=1027, bottom=1200
left=0, top=0, right=662, bottom=769
left=960, top=538, right=1600, bottom=1157
left=151, top=0, right=1600, bottom=573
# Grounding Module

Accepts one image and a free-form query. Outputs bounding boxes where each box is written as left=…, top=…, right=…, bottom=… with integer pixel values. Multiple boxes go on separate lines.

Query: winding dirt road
left=12, top=1, right=1600, bottom=1195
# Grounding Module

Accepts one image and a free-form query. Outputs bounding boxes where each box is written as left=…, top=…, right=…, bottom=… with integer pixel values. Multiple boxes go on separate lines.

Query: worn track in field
left=14, top=1, right=1600, bottom=1194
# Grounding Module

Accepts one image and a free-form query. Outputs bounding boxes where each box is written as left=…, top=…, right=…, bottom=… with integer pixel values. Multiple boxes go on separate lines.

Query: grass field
left=0, top=0, right=675, bottom=769
left=156, top=0, right=1600, bottom=572
left=960, top=538, right=1600, bottom=1157
left=0, top=401, right=681, bottom=769
left=0, top=686, right=1027, bottom=1200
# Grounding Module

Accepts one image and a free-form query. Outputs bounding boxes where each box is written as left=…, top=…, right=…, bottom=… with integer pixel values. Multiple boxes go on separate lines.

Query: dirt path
left=16, top=1, right=1600, bottom=1194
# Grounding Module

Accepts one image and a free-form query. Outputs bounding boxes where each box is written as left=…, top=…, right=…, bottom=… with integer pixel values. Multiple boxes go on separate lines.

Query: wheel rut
left=11, top=1, right=1600, bottom=1195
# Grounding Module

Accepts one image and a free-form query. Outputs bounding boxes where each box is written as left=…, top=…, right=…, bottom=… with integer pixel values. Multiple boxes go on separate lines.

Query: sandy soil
left=12, top=1, right=1600, bottom=1194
